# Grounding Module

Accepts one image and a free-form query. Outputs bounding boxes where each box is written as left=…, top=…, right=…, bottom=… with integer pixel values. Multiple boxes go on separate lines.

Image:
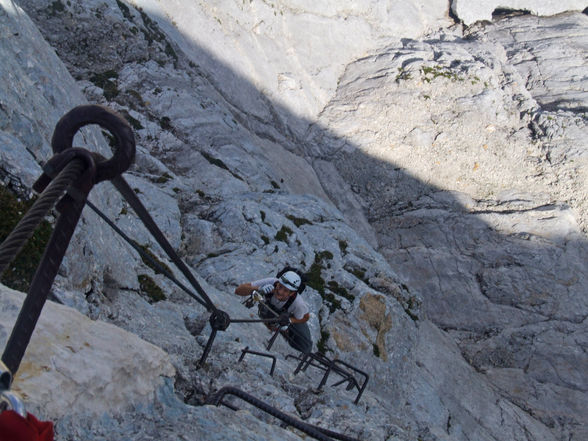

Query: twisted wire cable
left=84, top=199, right=210, bottom=309
left=0, top=158, right=86, bottom=275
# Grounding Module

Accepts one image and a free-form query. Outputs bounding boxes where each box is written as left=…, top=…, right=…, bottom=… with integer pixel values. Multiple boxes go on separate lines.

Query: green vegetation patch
left=0, top=186, right=53, bottom=292
left=274, top=225, right=293, bottom=243
left=347, top=265, right=369, bottom=284
left=118, top=109, right=143, bottom=131
left=316, top=250, right=333, bottom=261
left=306, top=259, right=325, bottom=295
left=306, top=251, right=333, bottom=295
left=395, top=67, right=412, bottom=81
left=137, top=7, right=167, bottom=45
left=133, top=242, right=173, bottom=276
left=48, top=0, right=65, bottom=16
left=90, top=70, right=120, bottom=100
left=372, top=343, right=380, bottom=358
left=200, top=151, right=243, bottom=181
left=421, top=65, right=462, bottom=83
left=317, top=329, right=330, bottom=355
left=323, top=292, right=341, bottom=313
left=159, top=116, right=172, bottom=131
left=127, top=89, right=146, bottom=108
left=286, top=214, right=312, bottom=227
left=115, top=0, right=133, bottom=22
left=138, top=274, right=166, bottom=302
left=154, top=172, right=173, bottom=184
left=164, top=42, right=178, bottom=61
left=327, top=280, right=355, bottom=302
left=307, top=251, right=350, bottom=313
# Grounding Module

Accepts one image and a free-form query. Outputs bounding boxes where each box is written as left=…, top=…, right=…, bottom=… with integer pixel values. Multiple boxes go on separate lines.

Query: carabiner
left=0, top=361, right=26, bottom=418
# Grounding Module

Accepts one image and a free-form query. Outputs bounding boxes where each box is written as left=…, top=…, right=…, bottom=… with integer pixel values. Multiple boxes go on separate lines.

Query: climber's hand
left=258, top=284, right=274, bottom=295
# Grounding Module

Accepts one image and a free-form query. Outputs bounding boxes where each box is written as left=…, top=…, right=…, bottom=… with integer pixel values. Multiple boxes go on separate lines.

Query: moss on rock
left=0, top=186, right=53, bottom=292
left=138, top=274, right=166, bottom=302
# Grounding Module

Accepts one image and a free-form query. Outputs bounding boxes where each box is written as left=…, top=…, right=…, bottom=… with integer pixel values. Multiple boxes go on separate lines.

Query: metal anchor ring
left=50, top=104, right=136, bottom=183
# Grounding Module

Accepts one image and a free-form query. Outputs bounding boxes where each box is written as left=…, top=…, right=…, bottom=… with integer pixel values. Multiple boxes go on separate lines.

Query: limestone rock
left=2, top=1, right=587, bottom=441
left=309, top=12, right=588, bottom=440
left=451, top=0, right=588, bottom=25
left=134, top=0, right=452, bottom=138
left=0, top=283, right=175, bottom=419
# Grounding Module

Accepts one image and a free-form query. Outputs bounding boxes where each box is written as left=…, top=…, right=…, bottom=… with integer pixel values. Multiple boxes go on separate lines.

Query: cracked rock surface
left=1, top=1, right=587, bottom=441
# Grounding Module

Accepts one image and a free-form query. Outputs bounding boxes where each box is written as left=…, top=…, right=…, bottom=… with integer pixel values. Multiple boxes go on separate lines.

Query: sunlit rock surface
left=451, top=0, right=588, bottom=25
left=0, top=283, right=175, bottom=418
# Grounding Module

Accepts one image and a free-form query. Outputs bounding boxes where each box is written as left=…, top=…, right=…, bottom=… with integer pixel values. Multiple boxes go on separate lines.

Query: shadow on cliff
left=134, top=8, right=588, bottom=331
left=138, top=12, right=588, bottom=429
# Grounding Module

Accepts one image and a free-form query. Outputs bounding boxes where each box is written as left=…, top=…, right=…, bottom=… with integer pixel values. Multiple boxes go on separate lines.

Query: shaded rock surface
left=1, top=1, right=587, bottom=441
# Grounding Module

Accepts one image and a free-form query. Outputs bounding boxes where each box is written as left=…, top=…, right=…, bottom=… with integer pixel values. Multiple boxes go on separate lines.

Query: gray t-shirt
left=252, top=277, right=309, bottom=320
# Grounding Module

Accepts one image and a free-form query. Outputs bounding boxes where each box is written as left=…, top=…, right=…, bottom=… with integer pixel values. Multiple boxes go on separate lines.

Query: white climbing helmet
left=279, top=271, right=301, bottom=292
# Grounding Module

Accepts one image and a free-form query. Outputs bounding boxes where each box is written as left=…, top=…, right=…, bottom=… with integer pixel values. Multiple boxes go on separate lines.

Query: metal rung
left=238, top=347, right=277, bottom=376
left=207, top=386, right=361, bottom=441
left=289, top=352, right=369, bottom=404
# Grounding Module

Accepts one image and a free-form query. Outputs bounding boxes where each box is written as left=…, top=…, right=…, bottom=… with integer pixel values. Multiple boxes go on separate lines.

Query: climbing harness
left=242, top=292, right=300, bottom=351
left=0, top=105, right=364, bottom=441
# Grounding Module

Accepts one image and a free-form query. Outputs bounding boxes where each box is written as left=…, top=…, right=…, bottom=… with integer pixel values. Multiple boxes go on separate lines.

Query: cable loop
left=51, top=105, right=135, bottom=183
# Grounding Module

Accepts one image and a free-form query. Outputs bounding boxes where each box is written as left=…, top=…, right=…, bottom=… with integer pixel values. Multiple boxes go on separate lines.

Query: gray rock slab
left=451, top=0, right=588, bottom=25
left=0, top=283, right=175, bottom=419
left=4, top=1, right=587, bottom=441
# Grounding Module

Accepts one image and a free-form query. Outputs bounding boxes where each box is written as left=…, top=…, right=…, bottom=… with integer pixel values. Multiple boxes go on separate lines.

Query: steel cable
left=111, top=175, right=217, bottom=311
left=0, top=159, right=86, bottom=275
left=84, top=199, right=210, bottom=309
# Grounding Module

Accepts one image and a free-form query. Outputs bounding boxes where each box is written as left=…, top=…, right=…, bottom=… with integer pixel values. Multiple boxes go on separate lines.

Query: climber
left=235, top=267, right=313, bottom=354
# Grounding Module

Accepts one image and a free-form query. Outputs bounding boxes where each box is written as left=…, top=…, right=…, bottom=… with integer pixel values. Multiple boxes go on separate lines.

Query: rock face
left=0, top=284, right=175, bottom=419
left=135, top=0, right=452, bottom=139
left=451, top=0, right=588, bottom=25
left=1, top=1, right=587, bottom=441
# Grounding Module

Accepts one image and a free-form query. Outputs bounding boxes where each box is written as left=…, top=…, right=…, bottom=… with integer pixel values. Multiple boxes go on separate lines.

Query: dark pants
left=285, top=322, right=313, bottom=354
left=259, top=304, right=313, bottom=354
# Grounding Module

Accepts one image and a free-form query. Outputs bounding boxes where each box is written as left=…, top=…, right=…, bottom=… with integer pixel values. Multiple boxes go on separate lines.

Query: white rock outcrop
left=133, top=0, right=452, bottom=138
left=0, top=283, right=175, bottom=419
left=452, top=0, right=588, bottom=25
